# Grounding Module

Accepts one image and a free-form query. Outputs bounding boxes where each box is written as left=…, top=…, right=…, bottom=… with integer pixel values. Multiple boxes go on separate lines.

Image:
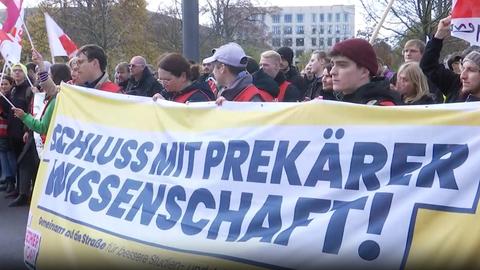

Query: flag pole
left=369, top=0, right=396, bottom=44
left=25, top=70, right=35, bottom=88
left=21, top=16, right=35, bottom=51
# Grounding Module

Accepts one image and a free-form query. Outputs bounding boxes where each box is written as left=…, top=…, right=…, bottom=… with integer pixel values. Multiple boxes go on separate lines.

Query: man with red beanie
left=330, top=38, right=402, bottom=105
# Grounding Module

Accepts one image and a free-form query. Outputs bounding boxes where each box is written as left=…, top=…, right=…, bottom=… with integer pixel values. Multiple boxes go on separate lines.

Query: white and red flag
left=44, top=13, right=78, bottom=58
left=0, top=0, right=22, bottom=33
left=451, top=0, right=480, bottom=45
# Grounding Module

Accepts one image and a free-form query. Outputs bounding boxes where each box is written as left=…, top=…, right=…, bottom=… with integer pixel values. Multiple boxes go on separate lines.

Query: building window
left=319, top=38, right=324, bottom=46
left=319, top=25, right=324, bottom=34
left=296, top=25, right=304, bottom=34
left=272, top=38, right=281, bottom=47
left=272, top=14, right=280, bottom=23
left=312, top=14, right=316, bottom=23
left=284, top=26, right=292, bottom=35
left=284, top=14, right=292, bottom=23
left=311, top=37, right=317, bottom=46
left=320, top=13, right=324, bottom=22
left=283, top=38, right=293, bottom=47
left=327, top=25, right=332, bottom=34
left=312, top=26, right=317, bottom=34
left=297, top=14, right=304, bottom=23
left=296, top=38, right=304, bottom=46
left=295, top=50, right=304, bottom=57
left=344, top=13, right=349, bottom=22
left=327, top=37, right=332, bottom=46
left=335, top=37, right=340, bottom=44
left=336, top=13, right=340, bottom=22
left=327, top=13, right=332, bottom=22
left=272, top=26, right=281, bottom=35
left=343, top=24, right=348, bottom=34
left=336, top=25, right=340, bottom=34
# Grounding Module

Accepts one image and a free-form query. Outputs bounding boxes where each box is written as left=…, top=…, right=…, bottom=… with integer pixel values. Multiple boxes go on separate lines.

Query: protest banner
left=26, top=83, right=480, bottom=269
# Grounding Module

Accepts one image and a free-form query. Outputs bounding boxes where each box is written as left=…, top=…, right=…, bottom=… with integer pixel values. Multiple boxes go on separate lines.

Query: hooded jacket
left=221, top=72, right=270, bottom=102
left=341, top=78, right=403, bottom=105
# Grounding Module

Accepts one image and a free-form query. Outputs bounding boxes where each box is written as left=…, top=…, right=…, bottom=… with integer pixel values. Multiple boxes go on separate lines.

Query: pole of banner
left=0, top=63, right=15, bottom=108
left=369, top=0, right=396, bottom=44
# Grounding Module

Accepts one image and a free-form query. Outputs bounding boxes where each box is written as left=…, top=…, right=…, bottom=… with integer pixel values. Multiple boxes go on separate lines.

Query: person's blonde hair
left=260, top=50, right=281, bottom=64
left=397, top=62, right=430, bottom=103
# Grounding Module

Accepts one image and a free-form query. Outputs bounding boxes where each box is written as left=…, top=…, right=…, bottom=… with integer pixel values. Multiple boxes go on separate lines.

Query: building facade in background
left=262, top=5, right=355, bottom=61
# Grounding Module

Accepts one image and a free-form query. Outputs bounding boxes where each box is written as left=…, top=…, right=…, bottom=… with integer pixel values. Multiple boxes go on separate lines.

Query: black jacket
left=304, top=77, right=339, bottom=101
left=252, top=69, right=279, bottom=98
left=420, top=37, right=465, bottom=103
left=125, top=68, right=164, bottom=97
left=305, top=76, right=322, bottom=100
left=341, top=78, right=403, bottom=105
left=1, top=80, right=32, bottom=140
left=284, top=66, right=307, bottom=98
left=407, top=94, right=436, bottom=105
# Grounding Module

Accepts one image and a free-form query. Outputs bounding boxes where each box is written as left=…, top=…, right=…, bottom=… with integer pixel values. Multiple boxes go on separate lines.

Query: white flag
left=45, top=13, right=77, bottom=58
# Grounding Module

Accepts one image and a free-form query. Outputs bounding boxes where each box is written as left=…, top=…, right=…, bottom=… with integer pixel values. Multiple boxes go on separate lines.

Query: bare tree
left=149, top=0, right=183, bottom=53
left=359, top=0, right=451, bottom=41
left=201, top=0, right=277, bottom=47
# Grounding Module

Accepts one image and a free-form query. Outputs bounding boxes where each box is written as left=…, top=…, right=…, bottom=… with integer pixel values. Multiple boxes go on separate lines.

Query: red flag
left=0, top=0, right=23, bottom=33
left=58, top=34, right=77, bottom=56
left=45, top=13, right=78, bottom=58
left=452, top=0, right=480, bottom=18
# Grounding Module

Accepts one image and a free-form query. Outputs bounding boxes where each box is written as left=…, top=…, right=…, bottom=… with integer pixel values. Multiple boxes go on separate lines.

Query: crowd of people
left=0, top=15, right=478, bottom=207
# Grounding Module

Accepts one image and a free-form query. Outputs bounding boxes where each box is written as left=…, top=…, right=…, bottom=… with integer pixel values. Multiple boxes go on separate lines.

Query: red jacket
left=234, top=85, right=273, bottom=102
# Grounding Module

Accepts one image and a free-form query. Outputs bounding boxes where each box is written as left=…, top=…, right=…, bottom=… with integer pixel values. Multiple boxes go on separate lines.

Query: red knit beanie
left=330, top=38, right=378, bottom=76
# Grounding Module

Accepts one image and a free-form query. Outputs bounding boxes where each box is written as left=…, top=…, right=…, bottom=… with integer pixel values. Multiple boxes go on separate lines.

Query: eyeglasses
left=129, top=64, right=143, bottom=68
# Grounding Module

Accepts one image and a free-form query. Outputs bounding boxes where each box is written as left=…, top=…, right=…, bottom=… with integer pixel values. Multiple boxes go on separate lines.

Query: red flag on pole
left=45, top=13, right=78, bottom=58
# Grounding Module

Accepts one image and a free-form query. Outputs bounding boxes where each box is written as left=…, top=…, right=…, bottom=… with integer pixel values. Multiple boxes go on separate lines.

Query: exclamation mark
left=358, top=192, right=393, bottom=261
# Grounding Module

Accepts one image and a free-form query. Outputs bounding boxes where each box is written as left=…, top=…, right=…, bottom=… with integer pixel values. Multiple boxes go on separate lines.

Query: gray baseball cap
left=203, top=42, right=248, bottom=68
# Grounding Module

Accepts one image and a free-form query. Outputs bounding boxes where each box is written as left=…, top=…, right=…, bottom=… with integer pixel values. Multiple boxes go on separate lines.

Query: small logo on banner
left=24, top=228, right=41, bottom=270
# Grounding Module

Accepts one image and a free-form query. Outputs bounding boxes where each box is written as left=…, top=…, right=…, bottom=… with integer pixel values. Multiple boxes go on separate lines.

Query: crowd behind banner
left=0, top=15, right=477, bottom=207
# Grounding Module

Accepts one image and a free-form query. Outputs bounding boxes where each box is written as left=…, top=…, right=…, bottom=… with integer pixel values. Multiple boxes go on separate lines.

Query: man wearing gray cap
left=203, top=42, right=273, bottom=103
left=459, top=51, right=480, bottom=101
